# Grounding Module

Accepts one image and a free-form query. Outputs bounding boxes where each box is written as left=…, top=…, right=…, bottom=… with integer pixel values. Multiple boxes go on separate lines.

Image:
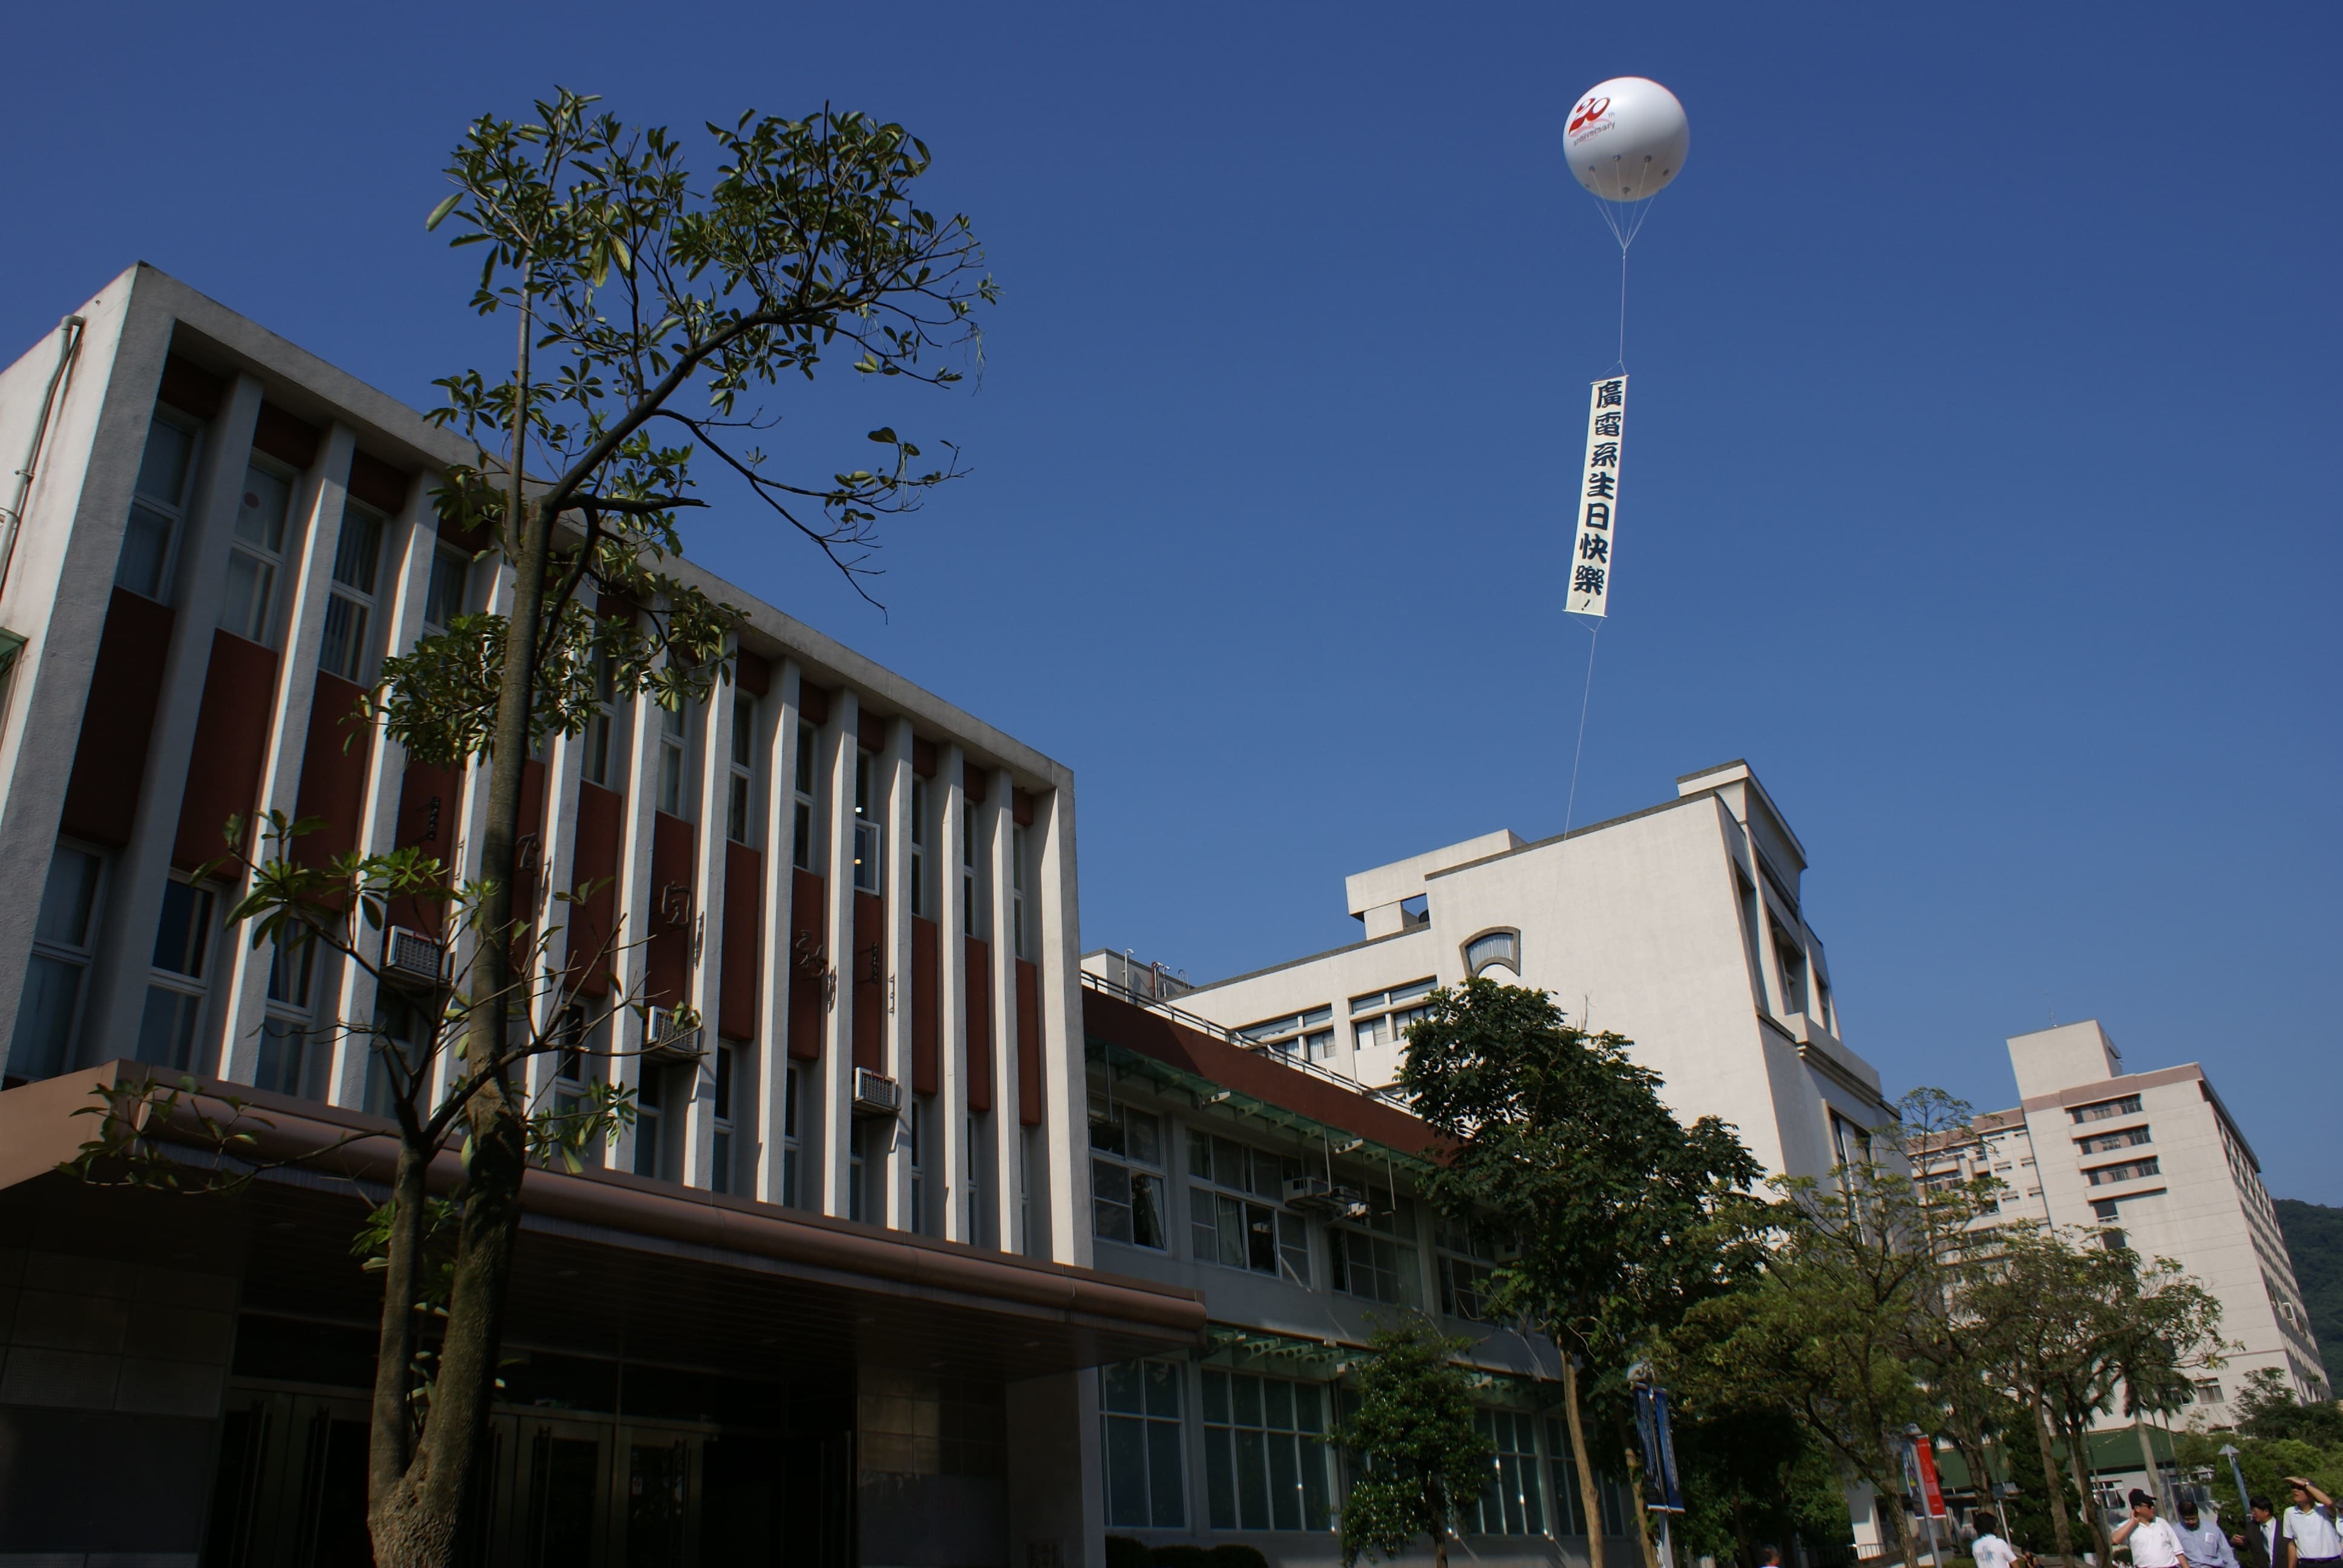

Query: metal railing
left=1079, top=970, right=1414, bottom=1109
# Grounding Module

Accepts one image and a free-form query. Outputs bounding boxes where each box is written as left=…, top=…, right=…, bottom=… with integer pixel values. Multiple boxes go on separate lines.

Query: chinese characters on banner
left=1567, top=375, right=1627, bottom=616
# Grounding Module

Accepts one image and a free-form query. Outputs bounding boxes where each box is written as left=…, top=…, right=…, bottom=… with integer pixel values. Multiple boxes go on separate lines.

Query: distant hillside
left=2275, top=1198, right=2343, bottom=1379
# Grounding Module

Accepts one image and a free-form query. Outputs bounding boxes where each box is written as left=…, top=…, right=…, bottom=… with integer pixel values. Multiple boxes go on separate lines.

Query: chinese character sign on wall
left=1567, top=376, right=1627, bottom=616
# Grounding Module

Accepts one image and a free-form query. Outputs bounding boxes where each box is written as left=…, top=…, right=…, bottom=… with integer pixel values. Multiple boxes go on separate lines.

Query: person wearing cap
left=1970, top=1510, right=2022, bottom=1568
left=2280, top=1477, right=2340, bottom=1568
left=2234, top=1498, right=2280, bottom=1568
left=2117, top=1488, right=2193, bottom=1568
left=2177, top=1498, right=2240, bottom=1568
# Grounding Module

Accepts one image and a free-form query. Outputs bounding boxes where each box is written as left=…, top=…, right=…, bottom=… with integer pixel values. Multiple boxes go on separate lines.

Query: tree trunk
left=1562, top=1356, right=1612, bottom=1568
left=2031, top=1399, right=2077, bottom=1566
left=367, top=277, right=548, bottom=1568
left=2060, top=1413, right=2111, bottom=1568
left=1878, top=1433, right=1924, bottom=1568
left=364, top=1140, right=431, bottom=1558
left=1619, top=1428, right=1663, bottom=1568
left=1435, top=1526, right=1449, bottom=1568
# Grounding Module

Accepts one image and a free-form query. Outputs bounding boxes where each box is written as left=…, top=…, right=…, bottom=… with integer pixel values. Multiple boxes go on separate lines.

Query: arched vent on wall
left=1464, top=928, right=1520, bottom=977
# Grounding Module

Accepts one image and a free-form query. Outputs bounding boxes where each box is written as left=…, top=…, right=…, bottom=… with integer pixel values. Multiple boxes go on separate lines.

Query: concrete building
left=1102, top=761, right=1895, bottom=1183
left=1915, top=1021, right=2330, bottom=1426
left=0, top=266, right=1647, bottom=1568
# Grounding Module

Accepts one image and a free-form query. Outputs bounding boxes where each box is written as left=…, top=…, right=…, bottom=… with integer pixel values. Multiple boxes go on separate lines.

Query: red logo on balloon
left=1570, top=96, right=1611, bottom=133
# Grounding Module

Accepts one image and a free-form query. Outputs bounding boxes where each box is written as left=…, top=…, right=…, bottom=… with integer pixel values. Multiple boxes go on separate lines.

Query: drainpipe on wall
left=0, top=314, right=88, bottom=679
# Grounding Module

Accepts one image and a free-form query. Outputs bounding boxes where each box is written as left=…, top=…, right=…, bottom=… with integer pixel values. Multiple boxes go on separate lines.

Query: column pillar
left=680, top=670, right=734, bottom=1190
left=937, top=743, right=972, bottom=1243
left=819, top=690, right=858, bottom=1218
left=753, top=659, right=805, bottom=1204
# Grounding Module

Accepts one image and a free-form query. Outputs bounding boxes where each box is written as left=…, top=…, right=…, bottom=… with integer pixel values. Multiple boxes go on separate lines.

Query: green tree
left=67, top=90, right=992, bottom=1568
left=1400, top=979, right=1764, bottom=1568
left=1970, top=1225, right=2227, bottom=1568
left=1326, top=1315, right=1497, bottom=1568
left=1663, top=1157, right=1939, bottom=1568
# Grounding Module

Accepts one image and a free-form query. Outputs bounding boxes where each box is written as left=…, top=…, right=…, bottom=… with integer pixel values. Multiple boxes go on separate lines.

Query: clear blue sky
left=4, top=4, right=2336, bottom=1200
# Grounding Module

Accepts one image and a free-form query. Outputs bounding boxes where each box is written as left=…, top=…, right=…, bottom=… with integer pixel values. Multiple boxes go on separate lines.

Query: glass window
left=583, top=646, right=619, bottom=788
left=6, top=845, right=106, bottom=1083
left=1099, top=1361, right=1185, bottom=1529
left=421, top=544, right=470, bottom=630
left=2076, top=1125, right=2152, bottom=1155
left=791, top=720, right=818, bottom=871
left=1011, top=824, right=1028, bottom=959
left=727, top=694, right=757, bottom=845
left=1470, top=1410, right=1545, bottom=1535
left=657, top=692, right=689, bottom=817
left=118, top=415, right=199, bottom=601
left=1436, top=1213, right=1510, bottom=1321
left=317, top=500, right=385, bottom=683
left=909, top=777, right=929, bottom=919
left=1237, top=1006, right=1335, bottom=1065
left=1090, top=1099, right=1166, bottom=1250
left=1545, top=1419, right=1630, bottom=1537
left=635, top=1068, right=664, bottom=1179
left=141, top=877, right=220, bottom=1074
left=1330, top=1195, right=1418, bottom=1306
left=781, top=1063, right=802, bottom=1208
left=2084, top=1157, right=2160, bottom=1186
left=711, top=1045, right=735, bottom=1195
left=1464, top=929, right=1521, bottom=976
left=961, top=800, right=982, bottom=936
left=852, top=750, right=882, bottom=892
left=1349, top=980, right=1437, bottom=1057
left=1201, top=1370, right=1329, bottom=1531
left=220, top=462, right=294, bottom=644
left=2069, top=1095, right=2144, bottom=1124
left=1187, top=1129, right=1309, bottom=1284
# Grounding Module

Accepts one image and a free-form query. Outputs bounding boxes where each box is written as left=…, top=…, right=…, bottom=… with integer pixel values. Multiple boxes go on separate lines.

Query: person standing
left=2177, top=1500, right=2240, bottom=1568
left=2280, top=1478, right=2341, bottom=1568
left=2233, top=1498, right=2280, bottom=1568
left=2117, top=1489, right=2194, bottom=1568
left=1970, top=1510, right=2021, bottom=1568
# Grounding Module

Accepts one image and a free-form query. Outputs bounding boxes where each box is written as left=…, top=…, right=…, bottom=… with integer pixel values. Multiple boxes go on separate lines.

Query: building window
left=2194, top=1378, right=2224, bottom=1405
left=908, top=777, right=929, bottom=918
left=711, top=1044, right=735, bottom=1195
left=1202, top=1370, right=1329, bottom=1531
left=2085, top=1157, right=2160, bottom=1187
left=220, top=460, right=296, bottom=645
left=853, top=750, right=883, bottom=892
left=1464, top=929, right=1521, bottom=977
left=1100, top=1360, right=1185, bottom=1530
left=908, top=1099, right=931, bottom=1234
left=316, top=500, right=385, bottom=682
left=1187, top=1130, right=1309, bottom=1284
left=1011, top=825, right=1028, bottom=959
left=634, top=1067, right=665, bottom=1179
left=1239, top=1007, right=1334, bottom=1063
left=2069, top=1094, right=2143, bottom=1124
left=139, top=879, right=217, bottom=1071
left=657, top=693, right=689, bottom=817
left=117, top=414, right=198, bottom=601
left=255, top=927, right=323, bottom=1098
left=791, top=721, right=818, bottom=871
left=1471, top=1410, right=1546, bottom=1536
left=583, top=646, right=620, bottom=788
left=1090, top=1098, right=1167, bottom=1250
left=2076, top=1125, right=2152, bottom=1156
left=1349, top=979, right=1436, bottom=1055
left=781, top=1063, right=802, bottom=1207
left=421, top=543, right=471, bottom=631
left=1330, top=1195, right=1418, bottom=1306
left=7, top=844, right=106, bottom=1083
left=1545, top=1419, right=1628, bottom=1537
left=962, top=801, right=982, bottom=936
left=1436, top=1214, right=1508, bottom=1321
left=727, top=694, right=757, bottom=845
left=966, top=1112, right=990, bottom=1244
left=849, top=1120, right=870, bottom=1223
left=1772, top=923, right=1808, bottom=1013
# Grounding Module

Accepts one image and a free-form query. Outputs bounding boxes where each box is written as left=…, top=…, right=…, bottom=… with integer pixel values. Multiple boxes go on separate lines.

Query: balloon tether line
left=1561, top=616, right=1601, bottom=840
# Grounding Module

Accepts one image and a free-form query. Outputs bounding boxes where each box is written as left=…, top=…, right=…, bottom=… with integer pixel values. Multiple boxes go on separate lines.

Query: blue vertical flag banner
left=1567, top=375, right=1627, bottom=617
left=1633, top=1383, right=1685, bottom=1512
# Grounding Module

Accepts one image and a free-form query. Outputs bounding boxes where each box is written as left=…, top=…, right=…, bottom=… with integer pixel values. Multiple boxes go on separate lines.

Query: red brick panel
left=1015, top=959, right=1043, bottom=1128
left=292, top=671, right=372, bottom=869
left=718, top=840, right=762, bottom=1042
left=171, top=630, right=278, bottom=871
left=851, top=891, right=883, bottom=1071
left=911, top=916, right=940, bottom=1095
left=787, top=868, right=827, bottom=1061
left=643, top=812, right=695, bottom=1007
left=965, top=936, right=992, bottom=1113
left=566, top=782, right=624, bottom=997
left=59, top=588, right=175, bottom=848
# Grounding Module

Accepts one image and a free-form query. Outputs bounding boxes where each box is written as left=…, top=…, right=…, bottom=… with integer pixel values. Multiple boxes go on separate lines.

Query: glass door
left=513, top=1416, right=612, bottom=1568
left=618, top=1428, right=700, bottom=1568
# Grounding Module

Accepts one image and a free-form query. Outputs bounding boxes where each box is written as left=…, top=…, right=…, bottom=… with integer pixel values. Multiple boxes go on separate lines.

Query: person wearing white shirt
left=2281, top=1478, right=2342, bottom=1567
left=2117, top=1490, right=2193, bottom=1568
left=2177, top=1502, right=2240, bottom=1568
left=1970, top=1510, right=2022, bottom=1568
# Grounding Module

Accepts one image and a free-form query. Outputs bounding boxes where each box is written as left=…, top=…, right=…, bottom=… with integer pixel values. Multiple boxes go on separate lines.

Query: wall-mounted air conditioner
left=852, top=1068, right=900, bottom=1119
left=383, top=926, right=445, bottom=984
left=643, top=1005, right=703, bottom=1065
left=1282, top=1176, right=1367, bottom=1216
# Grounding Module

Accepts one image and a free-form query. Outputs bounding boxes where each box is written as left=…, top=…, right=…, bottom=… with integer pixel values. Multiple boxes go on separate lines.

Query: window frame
left=316, top=496, right=388, bottom=684
left=220, top=454, right=300, bottom=647
left=1099, top=1359, right=1187, bottom=1530
left=727, top=693, right=759, bottom=846
left=1348, top=979, right=1436, bottom=1056
left=1469, top=1408, right=1546, bottom=1537
left=852, top=748, right=883, bottom=893
left=1089, top=1097, right=1168, bottom=1252
left=1463, top=928, right=1521, bottom=978
left=139, top=875, right=220, bottom=1074
left=656, top=688, right=691, bottom=819
left=1328, top=1191, right=1419, bottom=1307
left=117, top=411, right=202, bottom=603
left=1237, top=1005, right=1335, bottom=1065
left=1201, top=1367, right=1331, bottom=1532
left=791, top=720, right=819, bottom=871
left=1186, top=1128, right=1310, bottom=1285
left=7, top=840, right=109, bottom=1083
left=908, top=776, right=930, bottom=918
left=582, top=645, right=621, bottom=788
left=419, top=542, right=472, bottom=633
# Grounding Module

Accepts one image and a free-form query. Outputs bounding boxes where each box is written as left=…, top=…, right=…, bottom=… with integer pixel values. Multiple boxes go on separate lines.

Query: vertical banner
left=1912, top=1436, right=1948, bottom=1520
left=1567, top=374, right=1627, bottom=616
left=1633, top=1383, right=1685, bottom=1512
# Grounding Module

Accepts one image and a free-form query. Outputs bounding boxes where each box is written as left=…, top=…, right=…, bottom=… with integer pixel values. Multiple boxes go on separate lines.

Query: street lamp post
left=2218, top=1445, right=2252, bottom=1527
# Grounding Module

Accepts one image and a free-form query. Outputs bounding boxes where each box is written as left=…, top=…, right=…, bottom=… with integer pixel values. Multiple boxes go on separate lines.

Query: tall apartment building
left=1915, top=1021, right=2330, bottom=1423
left=0, top=266, right=1654, bottom=1568
left=1106, top=760, right=1895, bottom=1183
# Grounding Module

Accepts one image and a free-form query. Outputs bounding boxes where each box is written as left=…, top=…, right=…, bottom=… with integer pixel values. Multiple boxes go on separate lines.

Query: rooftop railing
left=1079, top=970, right=1414, bottom=1109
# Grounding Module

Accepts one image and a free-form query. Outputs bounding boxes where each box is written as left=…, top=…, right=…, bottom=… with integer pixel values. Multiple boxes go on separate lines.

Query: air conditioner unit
left=383, top=925, right=445, bottom=983
left=1282, top=1177, right=1368, bottom=1217
left=853, top=1068, right=900, bottom=1119
left=1492, top=1241, right=1524, bottom=1264
left=643, top=1006, right=704, bottom=1065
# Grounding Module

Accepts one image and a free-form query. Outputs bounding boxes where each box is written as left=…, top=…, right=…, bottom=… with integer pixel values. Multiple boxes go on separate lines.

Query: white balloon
left=1566, top=77, right=1689, bottom=202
